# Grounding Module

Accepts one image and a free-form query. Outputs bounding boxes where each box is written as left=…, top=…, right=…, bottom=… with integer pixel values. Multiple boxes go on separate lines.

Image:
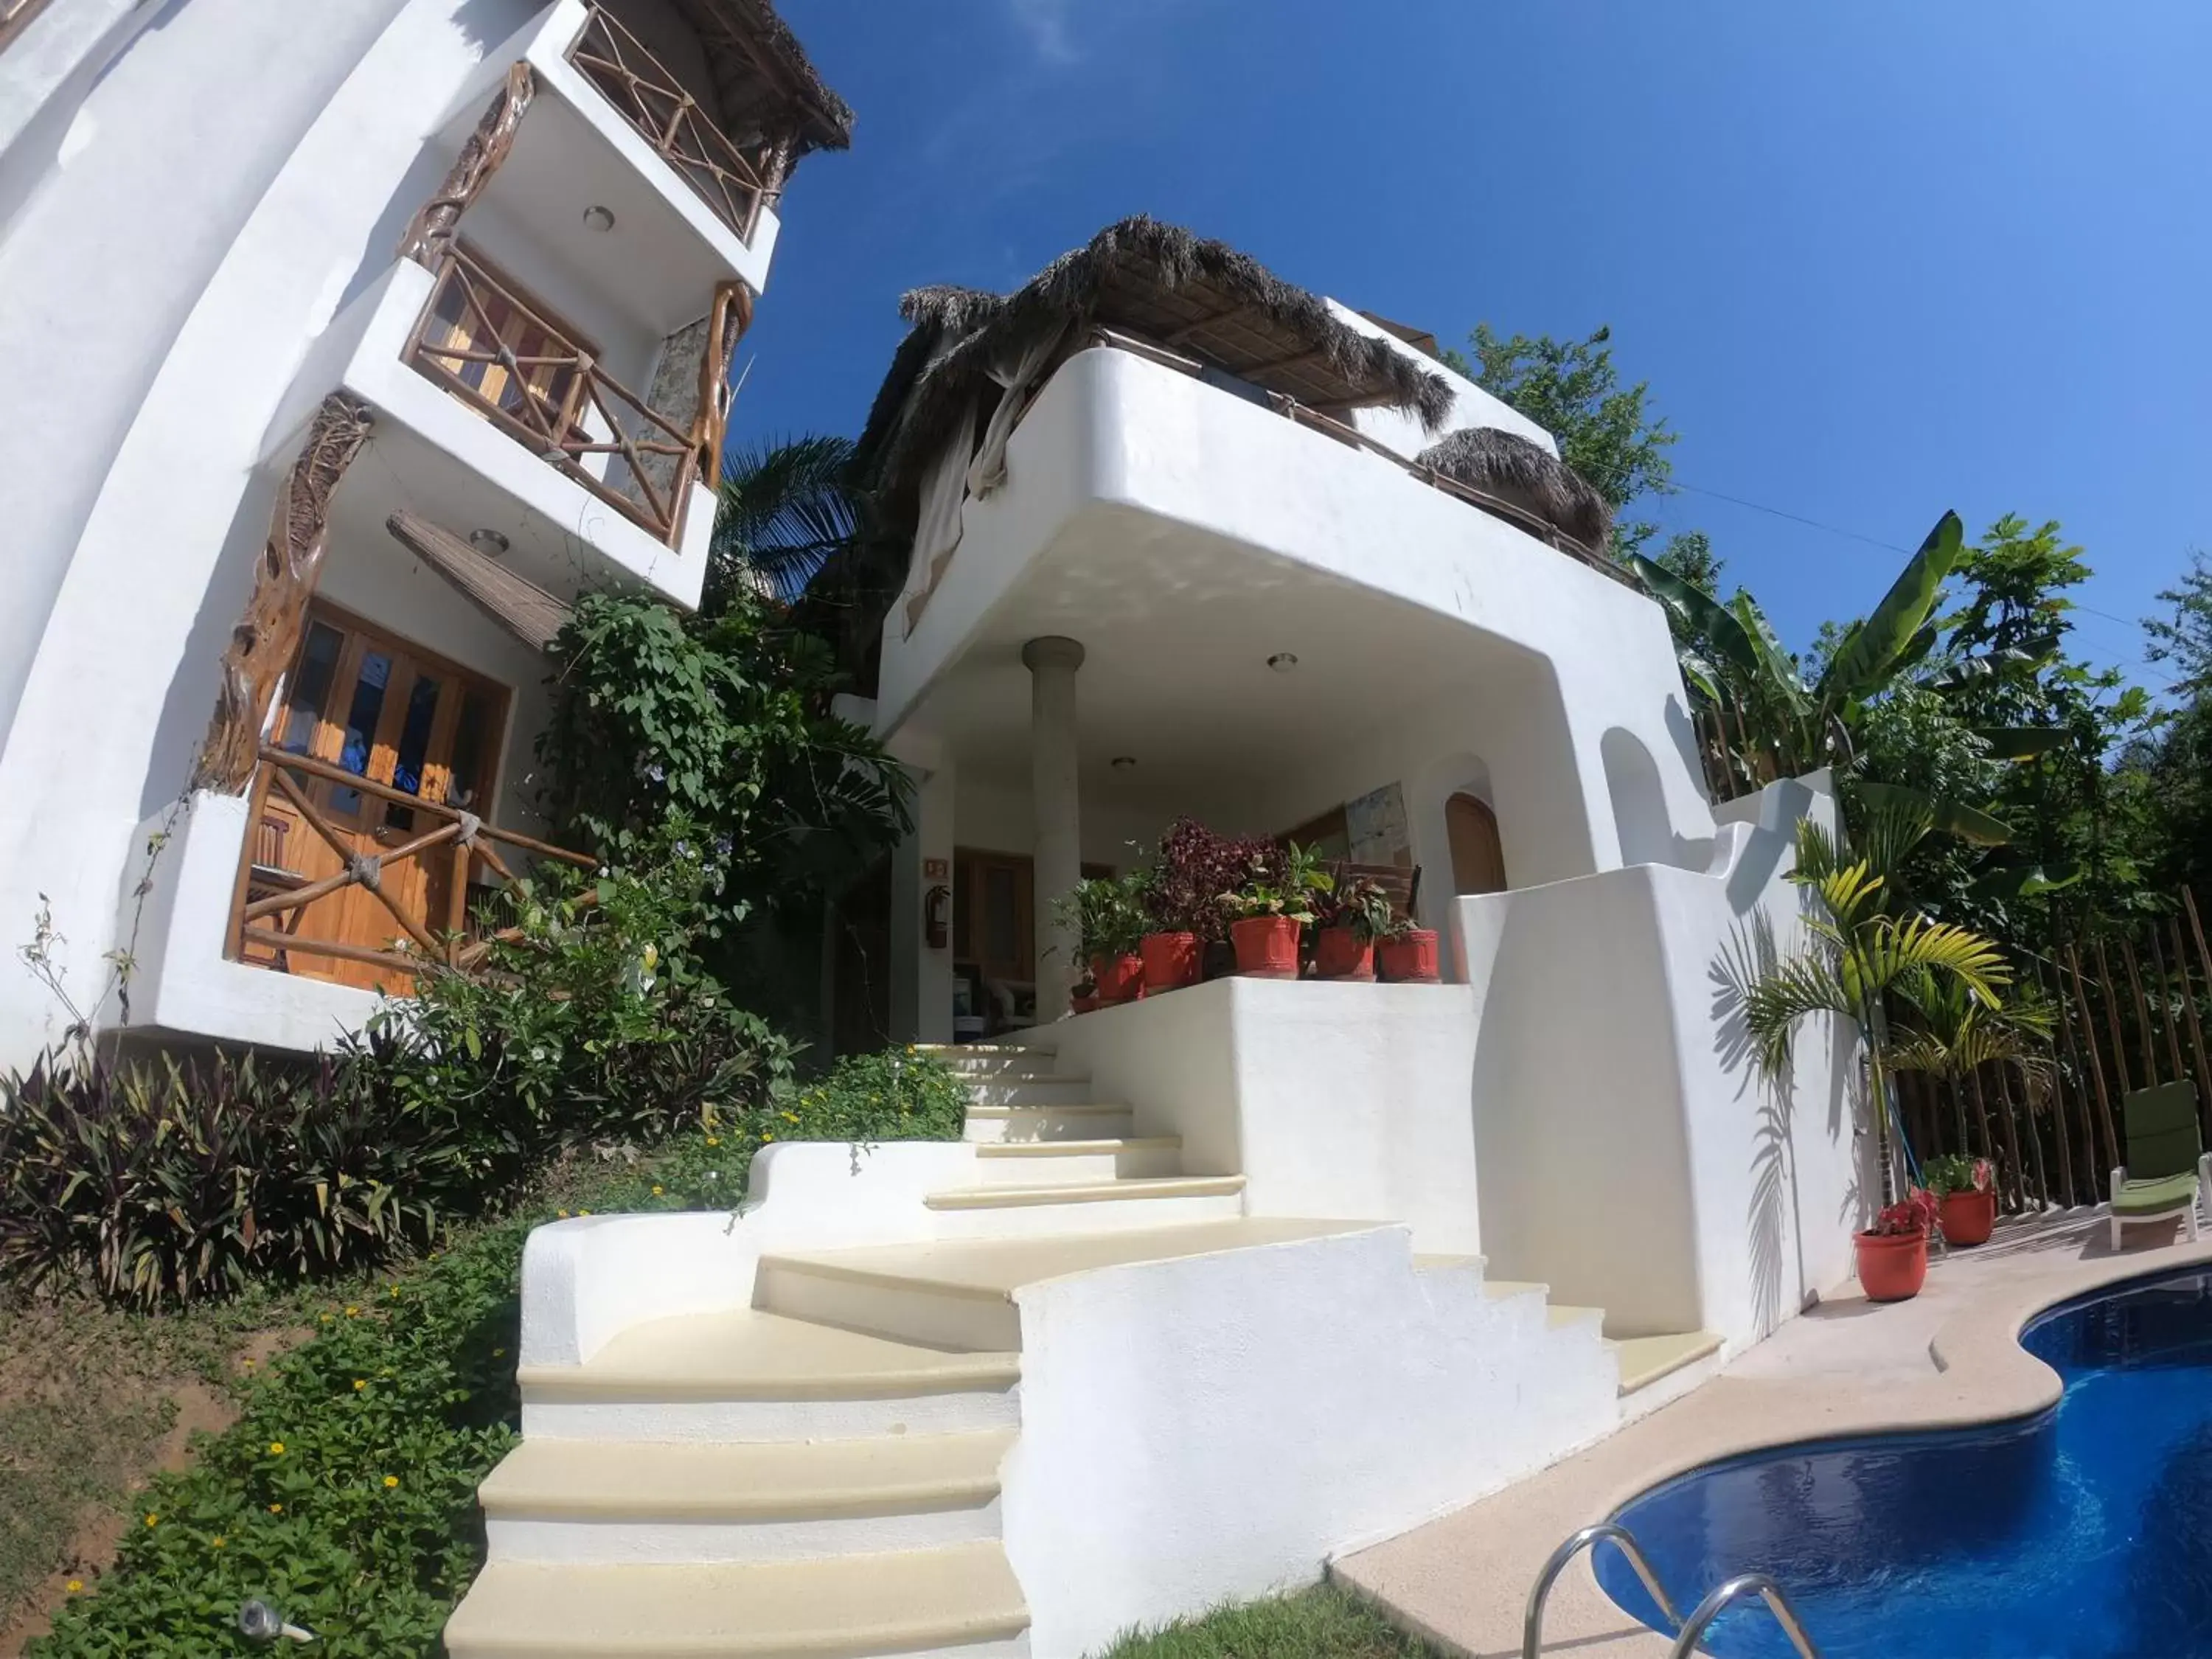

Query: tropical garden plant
left=1219, top=842, right=1333, bottom=923
left=707, top=434, right=859, bottom=610
left=1051, top=873, right=1151, bottom=963
left=1315, top=872, right=1398, bottom=944
left=1744, top=807, right=2013, bottom=1204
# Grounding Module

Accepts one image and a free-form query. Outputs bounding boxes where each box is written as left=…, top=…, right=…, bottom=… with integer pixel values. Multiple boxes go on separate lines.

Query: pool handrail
left=1666, top=1572, right=1822, bottom=1659
left=1522, top=1523, right=1680, bottom=1658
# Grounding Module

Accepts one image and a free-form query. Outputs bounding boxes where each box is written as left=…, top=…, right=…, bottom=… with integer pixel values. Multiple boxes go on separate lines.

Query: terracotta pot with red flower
left=1139, top=930, right=1201, bottom=993
left=1221, top=841, right=1332, bottom=979
left=1924, top=1155, right=1997, bottom=1247
left=1855, top=1188, right=1938, bottom=1301
left=1376, top=925, right=1441, bottom=984
left=1091, top=952, right=1145, bottom=1005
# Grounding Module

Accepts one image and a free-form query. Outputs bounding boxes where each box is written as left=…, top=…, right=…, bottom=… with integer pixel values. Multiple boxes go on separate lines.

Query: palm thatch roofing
left=1416, top=426, right=1613, bottom=555
left=672, top=0, right=853, bottom=160
left=855, top=217, right=1456, bottom=509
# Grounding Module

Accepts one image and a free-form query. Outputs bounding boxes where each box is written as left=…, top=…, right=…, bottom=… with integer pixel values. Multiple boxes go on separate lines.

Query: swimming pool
left=1596, top=1265, right=2212, bottom=1657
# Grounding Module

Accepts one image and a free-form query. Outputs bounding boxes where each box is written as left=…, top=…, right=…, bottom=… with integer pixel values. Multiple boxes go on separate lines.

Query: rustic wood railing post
left=2065, top=943, right=2121, bottom=1172
left=193, top=397, right=374, bottom=793
left=399, top=61, right=537, bottom=268
left=2093, top=938, right=2136, bottom=1098
left=2148, top=926, right=2188, bottom=1090
left=2121, top=936, right=2159, bottom=1089
left=2173, top=914, right=2211, bottom=1121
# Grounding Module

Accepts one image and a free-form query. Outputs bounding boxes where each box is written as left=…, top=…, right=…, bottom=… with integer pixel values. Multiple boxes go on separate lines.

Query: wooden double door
left=246, top=604, right=509, bottom=992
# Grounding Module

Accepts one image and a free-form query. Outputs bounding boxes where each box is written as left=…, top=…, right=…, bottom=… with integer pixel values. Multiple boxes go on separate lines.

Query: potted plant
left=1130, top=864, right=1202, bottom=995
left=1856, top=1187, right=1938, bottom=1301
left=1221, top=842, right=1331, bottom=978
left=1070, top=971, right=1099, bottom=1016
left=1150, top=818, right=1279, bottom=983
left=1922, top=1154, right=1997, bottom=1247
left=1052, top=876, right=1148, bottom=1005
left=1376, top=914, right=1441, bottom=984
left=1312, top=872, right=1393, bottom=981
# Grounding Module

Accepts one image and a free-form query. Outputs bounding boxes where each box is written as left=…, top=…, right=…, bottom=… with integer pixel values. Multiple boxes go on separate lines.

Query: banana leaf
left=1733, top=592, right=1812, bottom=714
left=1969, top=859, right=2084, bottom=900
left=1628, top=554, right=1762, bottom=681
left=1857, top=779, right=2011, bottom=846
left=1818, top=510, right=1964, bottom=700
left=1976, top=726, right=2070, bottom=760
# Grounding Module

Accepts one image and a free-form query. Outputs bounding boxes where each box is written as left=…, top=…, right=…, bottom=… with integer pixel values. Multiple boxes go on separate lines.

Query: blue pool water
left=1597, top=1267, right=2212, bottom=1658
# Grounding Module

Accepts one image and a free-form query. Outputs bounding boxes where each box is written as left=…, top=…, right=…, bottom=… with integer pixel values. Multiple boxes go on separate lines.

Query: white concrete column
left=888, top=759, right=957, bottom=1044
left=1023, top=636, right=1085, bottom=1008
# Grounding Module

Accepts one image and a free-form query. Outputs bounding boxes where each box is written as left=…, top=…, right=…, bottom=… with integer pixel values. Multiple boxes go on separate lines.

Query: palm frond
left=710, top=435, right=859, bottom=607
left=1744, top=950, right=1856, bottom=1079
left=1858, top=915, right=2010, bottom=1004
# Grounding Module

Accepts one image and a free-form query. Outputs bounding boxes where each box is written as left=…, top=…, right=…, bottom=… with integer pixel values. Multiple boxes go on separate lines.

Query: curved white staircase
left=446, top=1043, right=1719, bottom=1658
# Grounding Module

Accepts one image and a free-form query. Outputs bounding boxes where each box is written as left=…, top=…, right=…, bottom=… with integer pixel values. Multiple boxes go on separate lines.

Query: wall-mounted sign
left=923, top=858, right=950, bottom=881
left=1347, top=782, right=1413, bottom=868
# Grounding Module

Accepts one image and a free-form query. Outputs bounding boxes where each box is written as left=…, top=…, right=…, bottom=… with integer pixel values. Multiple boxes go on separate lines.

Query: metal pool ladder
left=1523, top=1523, right=1823, bottom=1659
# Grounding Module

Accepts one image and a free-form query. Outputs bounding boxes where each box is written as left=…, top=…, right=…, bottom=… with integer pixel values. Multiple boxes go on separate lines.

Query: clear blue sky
left=729, top=1, right=2210, bottom=689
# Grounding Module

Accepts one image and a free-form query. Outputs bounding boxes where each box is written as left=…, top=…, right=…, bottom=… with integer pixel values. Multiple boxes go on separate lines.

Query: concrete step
left=973, top=1137, right=1183, bottom=1184
left=480, top=1430, right=1015, bottom=1565
left=758, top=1219, right=1368, bottom=1351
left=959, top=1076, right=1102, bottom=1109
left=919, top=1046, right=1060, bottom=1079
left=1608, top=1330, right=1724, bottom=1397
left=1544, top=1303, right=1606, bottom=1332
left=445, top=1540, right=1029, bottom=1659
left=518, top=1307, right=1020, bottom=1442
left=963, top=1104, right=1136, bottom=1144
left=922, top=1175, right=1245, bottom=1239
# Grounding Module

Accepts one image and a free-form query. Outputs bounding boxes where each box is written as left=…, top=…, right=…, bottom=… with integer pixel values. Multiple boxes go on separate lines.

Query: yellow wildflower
left=344, top=1306, right=359, bottom=1318
left=761, top=1133, right=774, bottom=1142
left=389, top=1285, right=400, bottom=1298
left=383, top=1475, right=400, bottom=1489
left=211, top=1537, right=226, bottom=1550
left=65, top=1580, right=83, bottom=1594
left=268, top=1504, right=282, bottom=1514
left=705, top=1135, right=720, bottom=1147
left=319, top=1313, right=333, bottom=1324
left=650, top=1185, right=664, bottom=1197
left=268, top=1441, right=285, bottom=1457
left=781, top=1111, right=799, bottom=1124
left=242, top=1358, right=256, bottom=1370
left=556, top=1209, right=568, bottom=1219
left=144, top=1514, right=159, bottom=1528
left=578, top=1208, right=591, bottom=1217
left=352, top=1380, right=366, bottom=1391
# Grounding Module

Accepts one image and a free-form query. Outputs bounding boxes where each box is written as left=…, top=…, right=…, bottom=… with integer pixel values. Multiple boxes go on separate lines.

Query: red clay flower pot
left=1140, top=931, right=1201, bottom=992
left=1091, top=953, right=1145, bottom=1005
left=1940, top=1189, right=1996, bottom=1247
left=1230, top=915, right=1303, bottom=978
left=1312, top=925, right=1375, bottom=982
left=1376, top=929, right=1441, bottom=984
left=1070, top=992, right=1099, bottom=1015
left=1854, top=1229, right=1929, bottom=1301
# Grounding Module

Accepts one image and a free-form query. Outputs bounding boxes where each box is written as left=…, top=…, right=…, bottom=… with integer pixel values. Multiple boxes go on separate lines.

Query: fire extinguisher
left=925, top=884, right=950, bottom=950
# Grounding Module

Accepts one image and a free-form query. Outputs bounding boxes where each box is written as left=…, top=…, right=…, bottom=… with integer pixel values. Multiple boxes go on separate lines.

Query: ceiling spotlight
left=582, top=204, right=616, bottom=232
left=1267, top=652, right=1299, bottom=673
left=1110, top=755, right=1138, bottom=771
left=468, top=528, right=511, bottom=558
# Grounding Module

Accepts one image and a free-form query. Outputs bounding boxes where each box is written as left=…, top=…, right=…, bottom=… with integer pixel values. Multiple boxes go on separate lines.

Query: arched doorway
left=1447, top=792, right=1506, bottom=894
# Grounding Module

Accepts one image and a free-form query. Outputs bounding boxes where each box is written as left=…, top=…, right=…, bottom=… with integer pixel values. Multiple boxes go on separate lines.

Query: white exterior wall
left=0, top=0, right=777, bottom=1068
left=1455, top=771, right=1864, bottom=1343
left=1043, top=980, right=1483, bottom=1255
left=874, top=347, right=1715, bottom=890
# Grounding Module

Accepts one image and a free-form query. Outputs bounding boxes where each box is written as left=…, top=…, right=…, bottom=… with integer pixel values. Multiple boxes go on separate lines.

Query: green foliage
left=779, top=1048, right=970, bottom=1147
left=0, top=1050, right=464, bottom=1311
left=1053, top=873, right=1152, bottom=961
left=1316, top=873, right=1397, bottom=944
left=2145, top=551, right=2212, bottom=692
left=709, top=435, right=859, bottom=611
left=1219, top=842, right=1333, bottom=925
left=1104, top=1585, right=1443, bottom=1659
left=1445, top=322, right=1676, bottom=557
left=537, top=585, right=911, bottom=933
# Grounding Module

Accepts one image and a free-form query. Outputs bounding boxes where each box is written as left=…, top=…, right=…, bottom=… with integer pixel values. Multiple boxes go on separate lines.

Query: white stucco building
left=0, top=0, right=848, bottom=1065
left=445, top=225, right=1870, bottom=1655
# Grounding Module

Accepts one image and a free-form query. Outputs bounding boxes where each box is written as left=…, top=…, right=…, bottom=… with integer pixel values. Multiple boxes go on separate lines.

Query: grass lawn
left=1102, top=1585, right=1443, bottom=1659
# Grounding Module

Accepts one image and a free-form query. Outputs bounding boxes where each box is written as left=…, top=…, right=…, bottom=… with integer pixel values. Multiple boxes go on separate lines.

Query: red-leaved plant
left=1146, top=818, right=1285, bottom=942
left=1867, top=1186, right=1940, bottom=1238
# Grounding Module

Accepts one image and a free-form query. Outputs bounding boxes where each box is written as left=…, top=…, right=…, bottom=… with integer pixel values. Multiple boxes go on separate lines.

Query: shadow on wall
left=1601, top=726, right=1711, bottom=872
left=1716, top=911, right=1794, bottom=1338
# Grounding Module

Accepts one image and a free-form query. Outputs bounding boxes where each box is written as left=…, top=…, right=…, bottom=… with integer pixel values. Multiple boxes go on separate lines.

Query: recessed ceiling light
left=582, top=204, right=616, bottom=232
left=1267, top=652, right=1299, bottom=672
left=469, top=528, right=510, bottom=557
left=1110, top=755, right=1137, bottom=771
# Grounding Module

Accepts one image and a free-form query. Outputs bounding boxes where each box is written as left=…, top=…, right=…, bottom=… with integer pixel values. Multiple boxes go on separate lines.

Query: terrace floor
left=1335, top=1207, right=2212, bottom=1658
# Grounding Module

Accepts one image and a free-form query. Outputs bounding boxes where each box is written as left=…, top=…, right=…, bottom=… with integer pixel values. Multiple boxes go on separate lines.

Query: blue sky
left=731, top=1, right=2211, bottom=690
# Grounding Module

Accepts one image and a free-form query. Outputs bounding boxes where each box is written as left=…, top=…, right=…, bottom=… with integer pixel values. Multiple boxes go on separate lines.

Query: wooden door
left=1447, top=792, right=1506, bottom=895
left=250, top=605, right=509, bottom=992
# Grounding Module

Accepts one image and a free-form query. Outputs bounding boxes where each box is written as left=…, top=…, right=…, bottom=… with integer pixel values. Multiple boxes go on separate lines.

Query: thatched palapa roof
left=856, top=217, right=1456, bottom=508
left=1416, top=426, right=1613, bottom=555
left=669, top=0, right=854, bottom=161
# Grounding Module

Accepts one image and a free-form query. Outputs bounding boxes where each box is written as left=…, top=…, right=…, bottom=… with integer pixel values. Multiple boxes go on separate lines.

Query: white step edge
left=924, top=1175, right=1244, bottom=1210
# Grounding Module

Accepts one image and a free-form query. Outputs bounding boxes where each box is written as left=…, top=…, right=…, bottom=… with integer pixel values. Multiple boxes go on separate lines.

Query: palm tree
left=706, top=435, right=858, bottom=612
left=1745, top=809, right=2011, bottom=1203
left=1885, top=970, right=2056, bottom=1200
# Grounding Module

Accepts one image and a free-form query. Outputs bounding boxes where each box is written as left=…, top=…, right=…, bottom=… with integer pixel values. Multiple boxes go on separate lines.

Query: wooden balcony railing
left=566, top=4, right=777, bottom=244
left=232, top=745, right=596, bottom=987
left=0, top=0, right=54, bottom=54
left=406, top=243, right=702, bottom=543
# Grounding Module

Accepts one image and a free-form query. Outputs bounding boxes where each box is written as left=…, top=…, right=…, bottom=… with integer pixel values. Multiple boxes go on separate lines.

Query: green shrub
left=779, top=1048, right=969, bottom=1145
left=0, top=1049, right=468, bottom=1310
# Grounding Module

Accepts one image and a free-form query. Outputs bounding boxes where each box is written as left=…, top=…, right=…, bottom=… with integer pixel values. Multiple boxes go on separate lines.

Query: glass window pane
left=279, top=622, right=344, bottom=754
left=390, top=674, right=441, bottom=799
left=329, top=650, right=391, bottom=818
left=445, top=687, right=495, bottom=810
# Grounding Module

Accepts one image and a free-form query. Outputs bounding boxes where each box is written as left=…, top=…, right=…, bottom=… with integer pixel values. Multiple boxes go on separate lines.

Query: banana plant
left=1745, top=810, right=2011, bottom=1204
left=1633, top=510, right=1964, bottom=786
